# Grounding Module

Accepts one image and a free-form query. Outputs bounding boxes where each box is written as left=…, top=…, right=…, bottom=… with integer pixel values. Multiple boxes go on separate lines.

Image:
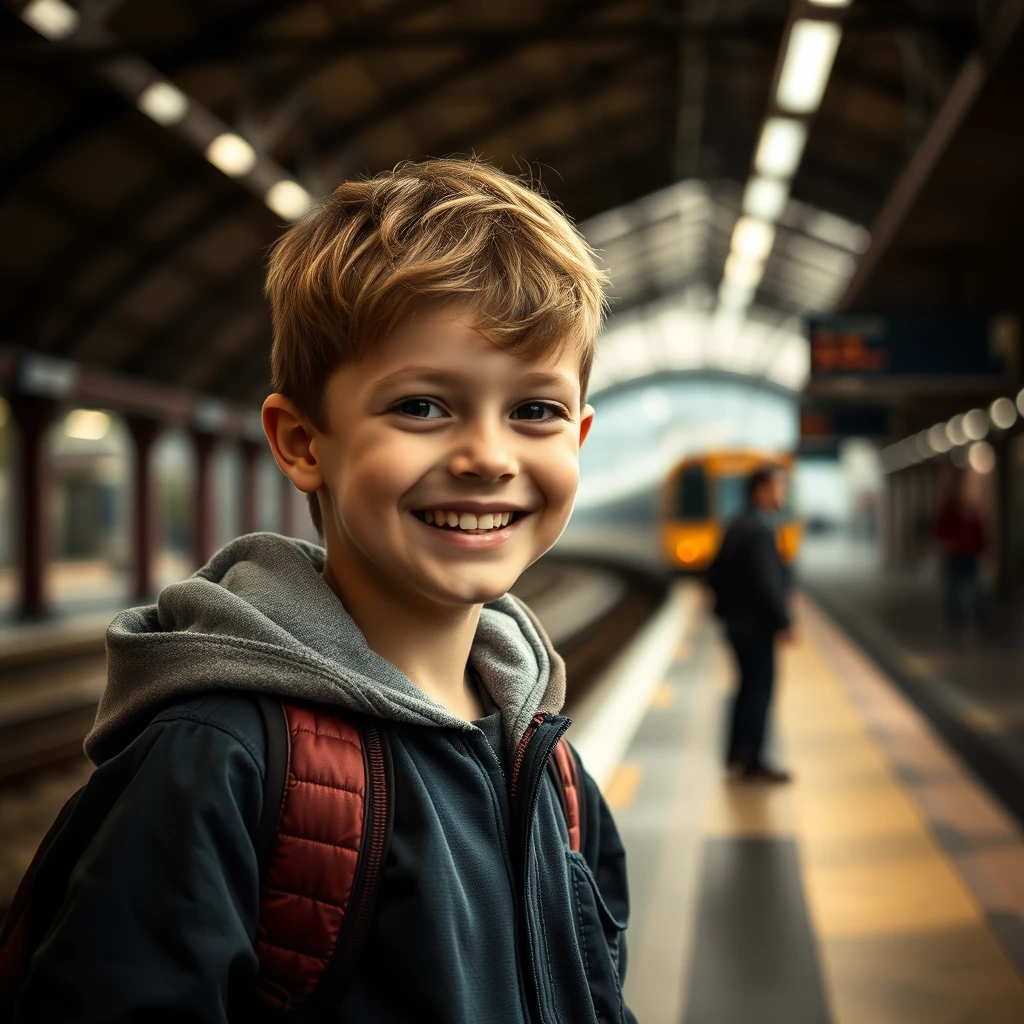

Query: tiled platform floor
left=608, top=591, right=1024, bottom=1024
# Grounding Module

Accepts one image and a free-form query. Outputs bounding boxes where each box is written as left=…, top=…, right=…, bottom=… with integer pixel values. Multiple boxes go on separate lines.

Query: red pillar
left=191, top=430, right=217, bottom=567
left=9, top=393, right=57, bottom=620
left=240, top=440, right=262, bottom=536
left=126, top=416, right=161, bottom=601
left=280, top=472, right=297, bottom=538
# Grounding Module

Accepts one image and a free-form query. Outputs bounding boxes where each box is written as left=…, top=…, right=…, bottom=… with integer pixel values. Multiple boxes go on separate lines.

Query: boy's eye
left=394, top=398, right=446, bottom=419
left=511, top=402, right=563, bottom=422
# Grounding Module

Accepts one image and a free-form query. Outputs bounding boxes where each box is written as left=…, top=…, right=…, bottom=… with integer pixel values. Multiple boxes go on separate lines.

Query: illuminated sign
left=806, top=314, right=1007, bottom=378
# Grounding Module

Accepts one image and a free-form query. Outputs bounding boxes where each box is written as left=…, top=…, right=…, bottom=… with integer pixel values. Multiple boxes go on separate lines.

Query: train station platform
left=3, top=568, right=1024, bottom=1021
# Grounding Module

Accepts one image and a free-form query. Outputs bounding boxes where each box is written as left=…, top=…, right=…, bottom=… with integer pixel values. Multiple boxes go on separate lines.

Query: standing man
left=708, top=465, right=794, bottom=783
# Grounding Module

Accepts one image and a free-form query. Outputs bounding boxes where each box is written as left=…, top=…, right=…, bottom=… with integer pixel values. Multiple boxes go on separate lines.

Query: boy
left=12, top=158, right=637, bottom=1023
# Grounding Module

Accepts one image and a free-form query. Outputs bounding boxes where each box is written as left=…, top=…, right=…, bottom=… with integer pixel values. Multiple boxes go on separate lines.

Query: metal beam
left=57, top=186, right=254, bottom=359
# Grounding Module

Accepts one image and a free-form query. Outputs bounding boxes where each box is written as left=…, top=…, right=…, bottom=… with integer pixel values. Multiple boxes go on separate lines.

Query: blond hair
left=266, top=157, right=608, bottom=535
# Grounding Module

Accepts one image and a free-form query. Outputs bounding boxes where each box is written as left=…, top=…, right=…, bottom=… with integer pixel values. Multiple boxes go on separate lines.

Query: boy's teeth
left=423, top=510, right=515, bottom=530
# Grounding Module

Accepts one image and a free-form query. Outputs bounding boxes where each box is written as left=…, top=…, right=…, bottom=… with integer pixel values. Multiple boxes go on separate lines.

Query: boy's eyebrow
left=371, top=366, right=579, bottom=392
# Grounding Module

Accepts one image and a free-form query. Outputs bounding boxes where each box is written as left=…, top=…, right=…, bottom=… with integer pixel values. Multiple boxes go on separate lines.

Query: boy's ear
left=262, top=394, right=324, bottom=494
left=579, top=404, right=595, bottom=448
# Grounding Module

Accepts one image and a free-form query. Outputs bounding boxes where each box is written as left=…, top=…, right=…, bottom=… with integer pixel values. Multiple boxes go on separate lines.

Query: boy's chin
left=424, top=569, right=523, bottom=608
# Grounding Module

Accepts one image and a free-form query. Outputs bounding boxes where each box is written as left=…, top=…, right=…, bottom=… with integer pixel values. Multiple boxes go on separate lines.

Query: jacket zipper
left=508, top=713, right=545, bottom=812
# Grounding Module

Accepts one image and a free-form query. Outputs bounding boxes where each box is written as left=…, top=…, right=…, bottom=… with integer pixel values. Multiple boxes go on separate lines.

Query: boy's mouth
left=412, top=509, right=523, bottom=533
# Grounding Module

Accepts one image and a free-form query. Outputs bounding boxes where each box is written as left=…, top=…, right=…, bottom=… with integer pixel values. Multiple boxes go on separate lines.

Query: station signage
left=806, top=314, right=1007, bottom=379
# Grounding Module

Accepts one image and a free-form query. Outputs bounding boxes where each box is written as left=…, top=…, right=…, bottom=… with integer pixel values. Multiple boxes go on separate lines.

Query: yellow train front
left=660, top=451, right=802, bottom=573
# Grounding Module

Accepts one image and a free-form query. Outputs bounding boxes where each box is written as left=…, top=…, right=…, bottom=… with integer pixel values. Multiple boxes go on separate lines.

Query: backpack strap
left=0, top=786, right=86, bottom=1009
left=252, top=700, right=391, bottom=1016
left=552, top=737, right=584, bottom=853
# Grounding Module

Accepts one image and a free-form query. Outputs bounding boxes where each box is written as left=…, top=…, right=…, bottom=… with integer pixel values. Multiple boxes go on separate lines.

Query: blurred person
left=708, top=466, right=795, bottom=783
left=3, top=159, right=638, bottom=1024
left=933, top=472, right=991, bottom=627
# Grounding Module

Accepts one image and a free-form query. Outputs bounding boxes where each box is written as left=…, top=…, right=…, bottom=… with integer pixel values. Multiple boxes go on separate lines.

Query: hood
left=87, top=532, right=566, bottom=764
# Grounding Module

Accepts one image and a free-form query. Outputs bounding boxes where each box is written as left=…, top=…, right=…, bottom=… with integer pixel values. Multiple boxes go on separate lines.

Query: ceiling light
left=266, top=180, right=313, bottom=221
left=968, top=441, right=995, bottom=475
left=723, top=253, right=764, bottom=290
left=719, top=281, right=756, bottom=311
left=755, top=118, right=808, bottom=178
left=927, top=423, right=952, bottom=454
left=20, top=0, right=79, bottom=39
left=945, top=414, right=966, bottom=447
left=731, top=217, right=776, bottom=261
left=915, top=432, right=934, bottom=458
left=808, top=0, right=853, bottom=7
left=65, top=409, right=111, bottom=441
left=205, top=133, right=257, bottom=177
left=803, top=209, right=871, bottom=253
left=1017, top=388, right=1024, bottom=416
left=743, top=177, right=790, bottom=222
left=776, top=19, right=843, bottom=114
left=137, top=82, right=189, bottom=126
left=989, top=396, right=1017, bottom=430
left=962, top=408, right=989, bottom=441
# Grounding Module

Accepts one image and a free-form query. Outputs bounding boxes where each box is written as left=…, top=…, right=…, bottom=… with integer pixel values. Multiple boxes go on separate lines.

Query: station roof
left=0, top=0, right=994, bottom=407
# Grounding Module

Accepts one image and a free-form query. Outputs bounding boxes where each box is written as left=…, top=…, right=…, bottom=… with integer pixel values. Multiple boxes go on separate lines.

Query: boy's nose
left=447, top=425, right=518, bottom=482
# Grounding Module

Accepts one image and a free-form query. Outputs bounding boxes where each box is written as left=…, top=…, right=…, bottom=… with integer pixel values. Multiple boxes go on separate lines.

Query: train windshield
left=674, top=466, right=708, bottom=520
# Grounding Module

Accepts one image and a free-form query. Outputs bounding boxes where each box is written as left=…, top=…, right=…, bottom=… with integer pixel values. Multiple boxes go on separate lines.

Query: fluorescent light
left=65, top=410, right=111, bottom=441
left=945, top=414, right=967, bottom=447
left=755, top=118, right=808, bottom=178
left=719, top=281, right=756, bottom=311
left=915, top=431, right=934, bottom=458
left=205, top=133, right=257, bottom=177
left=776, top=19, right=842, bottom=114
left=809, top=0, right=853, bottom=6
left=989, top=397, right=1017, bottom=430
left=731, top=217, right=776, bottom=261
left=20, top=0, right=79, bottom=39
left=968, top=441, right=995, bottom=475
left=962, top=408, right=989, bottom=441
left=137, top=82, right=189, bottom=126
left=743, top=177, right=789, bottom=222
left=723, top=253, right=765, bottom=289
left=266, top=180, right=313, bottom=220
left=803, top=209, right=871, bottom=253
left=928, top=423, right=952, bottom=454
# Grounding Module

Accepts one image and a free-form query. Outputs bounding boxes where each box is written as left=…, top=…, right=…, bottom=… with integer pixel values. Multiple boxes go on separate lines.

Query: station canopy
left=0, top=0, right=987, bottom=407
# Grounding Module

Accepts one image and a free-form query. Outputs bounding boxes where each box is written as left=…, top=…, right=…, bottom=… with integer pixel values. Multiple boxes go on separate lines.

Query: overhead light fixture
left=808, top=0, right=853, bottom=7
left=1017, top=388, right=1024, bottom=416
left=927, top=423, right=952, bottom=454
left=743, top=177, right=790, bottom=222
left=968, top=441, right=995, bottom=475
left=731, top=217, right=776, bottom=261
left=915, top=432, right=934, bottom=458
left=962, top=408, right=989, bottom=441
left=65, top=409, right=111, bottom=441
left=205, top=133, right=257, bottom=177
left=723, top=253, right=765, bottom=290
left=137, top=82, right=189, bottom=126
left=20, top=0, right=79, bottom=39
left=719, top=281, right=756, bottom=311
left=776, top=19, right=843, bottom=114
left=755, top=118, right=808, bottom=178
left=945, top=414, right=967, bottom=447
left=266, top=180, right=313, bottom=221
left=989, top=396, right=1017, bottom=430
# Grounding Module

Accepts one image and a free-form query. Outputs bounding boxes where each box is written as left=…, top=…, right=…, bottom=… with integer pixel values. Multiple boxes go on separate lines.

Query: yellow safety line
left=604, top=762, right=644, bottom=811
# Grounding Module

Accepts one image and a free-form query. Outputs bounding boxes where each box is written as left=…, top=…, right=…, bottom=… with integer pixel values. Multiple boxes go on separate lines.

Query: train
left=660, top=450, right=802, bottom=572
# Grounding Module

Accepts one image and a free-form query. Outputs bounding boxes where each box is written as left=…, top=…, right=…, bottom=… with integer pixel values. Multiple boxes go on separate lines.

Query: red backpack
left=0, top=698, right=583, bottom=1018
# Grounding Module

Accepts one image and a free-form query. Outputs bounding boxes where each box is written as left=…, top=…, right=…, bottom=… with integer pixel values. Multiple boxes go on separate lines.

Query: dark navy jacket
left=16, top=692, right=636, bottom=1024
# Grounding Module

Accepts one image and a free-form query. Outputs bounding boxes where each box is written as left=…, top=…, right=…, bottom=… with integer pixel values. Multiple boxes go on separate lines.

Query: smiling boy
left=10, top=159, right=638, bottom=1024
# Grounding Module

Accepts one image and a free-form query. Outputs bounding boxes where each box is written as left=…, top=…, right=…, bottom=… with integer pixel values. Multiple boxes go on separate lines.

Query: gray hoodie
left=90, top=531, right=566, bottom=763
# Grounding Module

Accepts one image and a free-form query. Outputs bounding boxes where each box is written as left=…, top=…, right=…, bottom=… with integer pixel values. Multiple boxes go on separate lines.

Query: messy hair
left=266, top=157, right=609, bottom=535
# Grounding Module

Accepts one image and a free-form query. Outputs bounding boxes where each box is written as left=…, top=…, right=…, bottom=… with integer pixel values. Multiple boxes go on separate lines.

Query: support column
left=9, top=393, right=56, bottom=620
left=280, top=471, right=297, bottom=538
left=191, top=430, right=217, bottom=568
left=126, top=415, right=161, bottom=601
left=239, top=440, right=262, bottom=536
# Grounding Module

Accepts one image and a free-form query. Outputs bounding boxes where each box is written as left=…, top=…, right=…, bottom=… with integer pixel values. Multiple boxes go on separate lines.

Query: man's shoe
left=741, top=764, right=792, bottom=784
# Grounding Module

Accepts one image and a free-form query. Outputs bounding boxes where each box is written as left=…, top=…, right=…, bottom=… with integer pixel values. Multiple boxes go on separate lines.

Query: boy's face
left=310, top=306, right=594, bottom=608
